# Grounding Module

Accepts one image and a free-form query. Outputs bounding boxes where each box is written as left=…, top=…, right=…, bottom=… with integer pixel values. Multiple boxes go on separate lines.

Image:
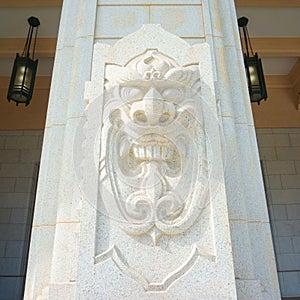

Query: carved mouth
left=131, top=135, right=176, bottom=162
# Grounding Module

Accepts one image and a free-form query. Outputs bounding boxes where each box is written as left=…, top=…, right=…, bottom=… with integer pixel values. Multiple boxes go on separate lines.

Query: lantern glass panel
left=7, top=54, right=38, bottom=105
left=244, top=54, right=267, bottom=104
left=249, top=65, right=259, bottom=86
left=15, top=65, right=32, bottom=90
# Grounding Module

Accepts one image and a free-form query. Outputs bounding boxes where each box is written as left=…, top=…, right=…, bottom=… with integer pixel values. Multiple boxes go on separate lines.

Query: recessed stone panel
left=150, top=5, right=204, bottom=37
left=98, top=0, right=201, bottom=4
left=95, top=6, right=150, bottom=38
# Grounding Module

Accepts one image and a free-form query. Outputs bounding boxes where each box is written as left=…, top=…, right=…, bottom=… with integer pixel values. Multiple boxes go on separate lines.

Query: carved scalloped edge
left=94, top=244, right=216, bottom=292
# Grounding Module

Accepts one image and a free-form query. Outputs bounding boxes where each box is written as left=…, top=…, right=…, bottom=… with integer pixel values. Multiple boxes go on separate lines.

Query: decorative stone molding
left=101, top=50, right=205, bottom=245
left=77, top=24, right=237, bottom=299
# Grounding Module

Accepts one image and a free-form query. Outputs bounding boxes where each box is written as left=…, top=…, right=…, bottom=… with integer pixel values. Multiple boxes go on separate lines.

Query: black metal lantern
left=7, top=16, right=40, bottom=106
left=238, top=16, right=267, bottom=104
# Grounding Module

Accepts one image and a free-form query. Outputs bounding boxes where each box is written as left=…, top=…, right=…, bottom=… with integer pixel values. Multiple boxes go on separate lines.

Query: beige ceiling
left=236, top=7, right=300, bottom=37
left=236, top=6, right=300, bottom=76
left=0, top=1, right=299, bottom=77
left=0, top=7, right=60, bottom=38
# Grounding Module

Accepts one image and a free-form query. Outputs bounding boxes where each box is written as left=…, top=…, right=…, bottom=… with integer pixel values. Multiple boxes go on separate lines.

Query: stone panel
left=277, top=237, right=294, bottom=254
left=257, top=134, right=290, bottom=148
left=150, top=5, right=204, bottom=37
left=0, top=164, right=36, bottom=178
left=268, top=175, right=282, bottom=189
left=0, top=136, right=5, bottom=149
left=0, top=241, right=5, bottom=257
left=0, top=130, right=42, bottom=300
left=0, top=258, right=22, bottom=275
left=265, top=161, right=296, bottom=175
left=257, top=127, right=300, bottom=297
left=292, top=237, right=300, bottom=252
left=281, top=175, right=300, bottom=189
left=0, top=277, right=24, bottom=300
left=271, top=189, right=300, bottom=205
left=258, top=147, right=277, bottom=160
left=98, top=0, right=201, bottom=3
left=289, top=134, right=300, bottom=146
left=0, top=150, right=20, bottom=163
left=10, top=208, right=29, bottom=224
left=95, top=6, right=150, bottom=38
left=0, top=178, right=15, bottom=193
left=0, top=193, right=32, bottom=208
left=286, top=204, right=300, bottom=219
left=281, top=272, right=300, bottom=297
left=5, top=136, right=39, bottom=150
left=20, top=149, right=42, bottom=163
left=0, top=209, right=11, bottom=223
left=5, top=241, right=25, bottom=258
left=15, top=178, right=34, bottom=193
left=277, top=253, right=300, bottom=271
left=271, top=205, right=287, bottom=220
left=77, top=24, right=237, bottom=299
left=276, top=147, right=300, bottom=161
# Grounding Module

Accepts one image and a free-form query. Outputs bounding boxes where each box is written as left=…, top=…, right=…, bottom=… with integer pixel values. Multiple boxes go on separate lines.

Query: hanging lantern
left=7, top=16, right=40, bottom=106
left=238, top=16, right=267, bottom=105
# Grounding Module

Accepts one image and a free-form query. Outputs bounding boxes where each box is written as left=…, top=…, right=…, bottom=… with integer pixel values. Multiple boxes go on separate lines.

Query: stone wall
left=0, top=127, right=299, bottom=298
left=0, top=130, right=43, bottom=300
left=23, top=1, right=281, bottom=298
left=95, top=0, right=205, bottom=45
left=257, top=128, right=300, bottom=298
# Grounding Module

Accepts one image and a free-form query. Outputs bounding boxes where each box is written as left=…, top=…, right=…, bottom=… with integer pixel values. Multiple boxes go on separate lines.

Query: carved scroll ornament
left=100, top=50, right=207, bottom=244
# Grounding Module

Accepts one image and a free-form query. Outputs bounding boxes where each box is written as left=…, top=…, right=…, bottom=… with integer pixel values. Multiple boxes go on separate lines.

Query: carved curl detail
left=100, top=50, right=206, bottom=244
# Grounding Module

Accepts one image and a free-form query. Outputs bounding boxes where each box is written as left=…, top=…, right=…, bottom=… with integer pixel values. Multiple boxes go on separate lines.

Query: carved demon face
left=100, top=50, right=207, bottom=244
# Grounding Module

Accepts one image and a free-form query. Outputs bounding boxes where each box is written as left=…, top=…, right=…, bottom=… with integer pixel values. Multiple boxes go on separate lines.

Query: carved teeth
left=139, top=147, right=144, bottom=158
left=152, top=145, right=159, bottom=157
left=145, top=146, right=151, bottom=157
left=132, top=143, right=173, bottom=161
left=161, top=146, right=171, bottom=159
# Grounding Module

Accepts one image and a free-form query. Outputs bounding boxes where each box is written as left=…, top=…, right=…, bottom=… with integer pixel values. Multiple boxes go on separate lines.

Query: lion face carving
left=100, top=50, right=207, bottom=244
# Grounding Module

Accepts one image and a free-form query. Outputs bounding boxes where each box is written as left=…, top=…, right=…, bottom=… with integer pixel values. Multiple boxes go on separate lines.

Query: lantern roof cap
left=238, top=16, right=249, bottom=27
left=28, top=16, right=40, bottom=27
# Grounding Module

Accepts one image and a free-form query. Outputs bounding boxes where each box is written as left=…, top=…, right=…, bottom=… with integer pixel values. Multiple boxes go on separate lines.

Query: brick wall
left=257, top=128, right=300, bottom=298
left=0, top=130, right=43, bottom=300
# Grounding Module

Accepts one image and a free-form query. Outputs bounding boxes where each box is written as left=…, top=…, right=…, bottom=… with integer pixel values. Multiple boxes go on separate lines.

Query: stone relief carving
left=94, top=243, right=215, bottom=292
left=76, top=26, right=237, bottom=297
left=99, top=50, right=208, bottom=245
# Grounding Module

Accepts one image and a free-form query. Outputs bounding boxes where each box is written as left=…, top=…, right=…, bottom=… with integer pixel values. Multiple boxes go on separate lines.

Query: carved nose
left=130, top=88, right=175, bottom=126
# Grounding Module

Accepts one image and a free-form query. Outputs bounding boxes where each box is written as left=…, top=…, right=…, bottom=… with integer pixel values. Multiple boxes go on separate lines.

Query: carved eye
left=120, top=87, right=144, bottom=102
left=161, top=87, right=184, bottom=103
left=133, top=110, right=147, bottom=123
left=159, top=112, right=171, bottom=123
